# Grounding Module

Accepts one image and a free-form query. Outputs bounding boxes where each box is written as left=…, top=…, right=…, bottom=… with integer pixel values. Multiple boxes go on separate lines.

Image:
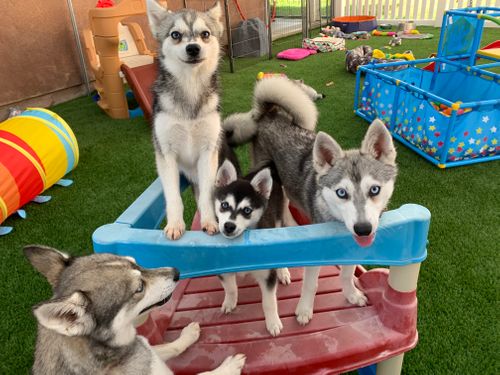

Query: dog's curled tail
left=223, top=112, right=258, bottom=146
left=223, top=76, right=318, bottom=146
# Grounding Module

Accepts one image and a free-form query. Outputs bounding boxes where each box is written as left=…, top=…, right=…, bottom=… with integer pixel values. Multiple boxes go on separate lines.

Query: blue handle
left=93, top=181, right=430, bottom=278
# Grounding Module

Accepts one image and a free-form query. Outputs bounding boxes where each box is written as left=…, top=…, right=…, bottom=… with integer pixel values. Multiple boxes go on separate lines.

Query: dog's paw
left=295, top=305, right=313, bottom=326
left=217, top=353, right=246, bottom=374
left=266, top=317, right=283, bottom=337
left=164, top=220, right=186, bottom=241
left=345, top=288, right=368, bottom=306
left=201, top=220, right=218, bottom=236
left=277, top=268, right=291, bottom=285
left=221, top=298, right=237, bottom=314
left=180, top=322, right=200, bottom=345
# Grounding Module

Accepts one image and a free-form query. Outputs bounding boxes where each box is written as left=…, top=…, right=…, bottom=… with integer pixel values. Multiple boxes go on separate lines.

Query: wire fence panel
left=270, top=0, right=332, bottom=54
left=270, top=0, right=306, bottom=52
left=221, top=0, right=343, bottom=70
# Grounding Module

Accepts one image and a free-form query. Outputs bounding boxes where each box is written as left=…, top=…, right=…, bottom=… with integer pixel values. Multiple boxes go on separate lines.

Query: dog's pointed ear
left=216, top=159, right=237, bottom=187
left=33, top=292, right=95, bottom=337
left=24, top=245, right=71, bottom=288
left=250, top=168, right=273, bottom=200
left=361, top=119, right=397, bottom=165
left=313, top=132, right=344, bottom=175
left=146, top=0, right=170, bottom=38
left=206, top=1, right=222, bottom=21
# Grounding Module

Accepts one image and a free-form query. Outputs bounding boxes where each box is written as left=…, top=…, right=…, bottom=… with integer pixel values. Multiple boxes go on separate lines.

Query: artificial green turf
left=1, top=27, right=499, bottom=373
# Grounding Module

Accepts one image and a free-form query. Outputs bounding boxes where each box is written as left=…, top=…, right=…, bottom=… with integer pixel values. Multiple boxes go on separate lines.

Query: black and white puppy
left=214, top=160, right=291, bottom=336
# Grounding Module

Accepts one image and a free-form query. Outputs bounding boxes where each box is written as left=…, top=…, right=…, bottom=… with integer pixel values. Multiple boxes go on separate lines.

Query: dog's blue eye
left=135, top=281, right=144, bottom=294
left=336, top=188, right=348, bottom=199
left=171, top=31, right=181, bottom=40
left=221, top=201, right=229, bottom=209
left=201, top=31, right=210, bottom=39
left=243, top=207, right=253, bottom=215
left=369, top=185, right=381, bottom=197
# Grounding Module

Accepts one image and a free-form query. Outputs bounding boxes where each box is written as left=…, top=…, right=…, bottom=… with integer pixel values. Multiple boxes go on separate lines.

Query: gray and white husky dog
left=25, top=245, right=245, bottom=375
left=223, top=76, right=398, bottom=325
left=214, top=160, right=291, bottom=336
left=146, top=0, right=223, bottom=240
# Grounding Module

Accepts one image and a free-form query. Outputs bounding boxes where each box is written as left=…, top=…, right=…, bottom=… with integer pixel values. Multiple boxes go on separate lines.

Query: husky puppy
left=146, top=0, right=223, bottom=240
left=214, top=160, right=291, bottom=336
left=25, top=245, right=245, bottom=375
left=223, top=76, right=397, bottom=325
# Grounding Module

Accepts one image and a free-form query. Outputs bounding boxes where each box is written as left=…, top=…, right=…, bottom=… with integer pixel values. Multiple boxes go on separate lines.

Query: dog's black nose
left=173, top=268, right=180, bottom=282
left=186, top=44, right=201, bottom=57
left=224, top=222, right=236, bottom=234
left=354, top=222, right=372, bottom=236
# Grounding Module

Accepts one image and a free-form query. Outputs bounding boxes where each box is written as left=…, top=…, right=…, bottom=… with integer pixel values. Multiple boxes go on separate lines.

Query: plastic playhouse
left=355, top=7, right=500, bottom=168
left=93, top=177, right=430, bottom=374
left=0, top=109, right=78, bottom=234
left=83, top=0, right=156, bottom=119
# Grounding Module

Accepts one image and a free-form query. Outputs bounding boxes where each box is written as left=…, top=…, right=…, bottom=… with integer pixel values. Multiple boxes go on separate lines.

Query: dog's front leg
left=198, top=353, right=246, bottom=375
left=295, top=266, right=320, bottom=325
left=276, top=268, right=291, bottom=285
left=254, top=270, right=283, bottom=336
left=197, top=147, right=218, bottom=235
left=341, top=265, right=368, bottom=306
left=281, top=190, right=298, bottom=228
left=156, top=152, right=185, bottom=240
left=219, top=273, right=238, bottom=313
left=153, top=322, right=200, bottom=361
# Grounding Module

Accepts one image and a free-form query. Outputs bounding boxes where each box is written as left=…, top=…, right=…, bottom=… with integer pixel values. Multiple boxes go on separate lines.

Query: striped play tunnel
left=0, top=108, right=78, bottom=225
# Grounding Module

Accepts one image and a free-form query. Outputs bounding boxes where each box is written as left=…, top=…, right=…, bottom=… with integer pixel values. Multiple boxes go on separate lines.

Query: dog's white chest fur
left=154, top=97, right=220, bottom=183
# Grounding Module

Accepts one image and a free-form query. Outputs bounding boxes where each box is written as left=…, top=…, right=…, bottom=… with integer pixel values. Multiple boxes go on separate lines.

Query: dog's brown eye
left=135, top=281, right=144, bottom=293
left=201, top=31, right=210, bottom=39
left=171, top=31, right=181, bottom=40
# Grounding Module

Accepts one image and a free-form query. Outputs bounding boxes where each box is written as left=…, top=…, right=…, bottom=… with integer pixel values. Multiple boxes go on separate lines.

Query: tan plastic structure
left=84, top=0, right=156, bottom=119
left=377, top=262, right=421, bottom=374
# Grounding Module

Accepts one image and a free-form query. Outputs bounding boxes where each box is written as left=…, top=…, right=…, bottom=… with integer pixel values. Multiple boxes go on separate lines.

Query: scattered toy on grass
left=345, top=45, right=373, bottom=74
left=372, top=29, right=397, bottom=37
left=388, top=34, right=402, bottom=47
left=373, top=49, right=415, bottom=61
left=257, top=72, right=287, bottom=81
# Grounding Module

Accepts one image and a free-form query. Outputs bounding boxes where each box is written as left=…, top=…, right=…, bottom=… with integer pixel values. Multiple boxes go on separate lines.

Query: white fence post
left=334, top=0, right=344, bottom=17
left=434, top=0, right=448, bottom=27
left=339, top=0, right=498, bottom=26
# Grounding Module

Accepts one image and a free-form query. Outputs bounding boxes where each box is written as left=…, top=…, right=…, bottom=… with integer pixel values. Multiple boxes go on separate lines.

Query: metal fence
left=225, top=0, right=334, bottom=71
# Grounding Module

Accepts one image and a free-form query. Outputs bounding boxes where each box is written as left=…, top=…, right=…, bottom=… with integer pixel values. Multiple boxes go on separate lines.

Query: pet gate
left=224, top=0, right=334, bottom=71
left=354, top=7, right=500, bottom=168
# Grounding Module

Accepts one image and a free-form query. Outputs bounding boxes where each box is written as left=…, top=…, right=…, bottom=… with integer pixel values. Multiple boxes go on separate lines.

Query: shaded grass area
left=1, top=27, right=499, bottom=373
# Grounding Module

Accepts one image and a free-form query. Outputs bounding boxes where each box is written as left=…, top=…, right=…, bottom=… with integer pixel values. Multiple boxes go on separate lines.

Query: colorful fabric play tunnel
left=0, top=108, right=79, bottom=223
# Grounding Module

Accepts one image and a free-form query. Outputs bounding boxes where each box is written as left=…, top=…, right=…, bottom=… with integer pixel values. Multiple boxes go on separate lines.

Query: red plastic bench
left=136, top=211, right=421, bottom=374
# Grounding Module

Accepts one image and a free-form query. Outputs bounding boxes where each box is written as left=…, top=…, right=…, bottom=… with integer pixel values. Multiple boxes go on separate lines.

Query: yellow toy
left=256, top=72, right=287, bottom=80
left=373, top=49, right=415, bottom=61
